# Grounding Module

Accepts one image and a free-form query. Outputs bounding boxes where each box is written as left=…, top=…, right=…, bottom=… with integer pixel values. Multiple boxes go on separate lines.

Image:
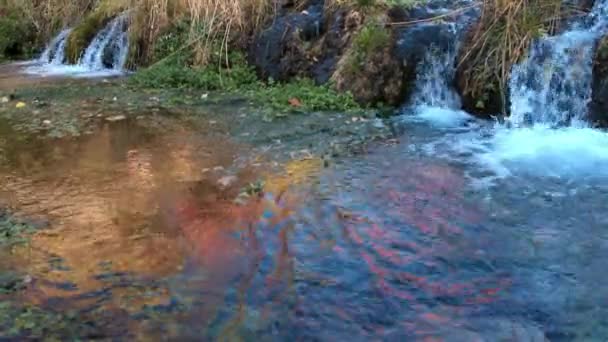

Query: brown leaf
left=288, top=98, right=302, bottom=107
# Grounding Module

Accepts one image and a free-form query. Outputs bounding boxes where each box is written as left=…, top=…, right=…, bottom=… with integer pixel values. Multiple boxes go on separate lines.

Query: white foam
left=411, top=105, right=473, bottom=128
left=23, top=63, right=124, bottom=78
left=457, top=125, right=608, bottom=179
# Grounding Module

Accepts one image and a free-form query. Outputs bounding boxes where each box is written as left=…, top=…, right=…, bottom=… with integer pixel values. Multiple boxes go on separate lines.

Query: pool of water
left=1, top=109, right=607, bottom=340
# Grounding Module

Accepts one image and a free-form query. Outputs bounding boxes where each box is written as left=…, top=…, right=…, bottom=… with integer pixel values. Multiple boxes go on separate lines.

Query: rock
left=106, top=115, right=126, bottom=122
left=590, top=35, right=608, bottom=128
left=249, top=2, right=324, bottom=81
left=217, top=175, right=238, bottom=188
left=42, top=120, right=52, bottom=126
left=332, top=34, right=406, bottom=106
left=0, top=96, right=10, bottom=103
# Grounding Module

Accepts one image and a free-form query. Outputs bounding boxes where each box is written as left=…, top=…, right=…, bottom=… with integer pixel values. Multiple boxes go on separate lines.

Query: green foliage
left=131, top=20, right=361, bottom=113
left=0, top=6, right=37, bottom=61
left=130, top=50, right=260, bottom=91
left=251, top=78, right=361, bottom=113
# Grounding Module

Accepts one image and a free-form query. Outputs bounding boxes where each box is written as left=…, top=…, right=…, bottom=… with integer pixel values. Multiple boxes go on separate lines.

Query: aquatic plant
left=0, top=210, right=37, bottom=248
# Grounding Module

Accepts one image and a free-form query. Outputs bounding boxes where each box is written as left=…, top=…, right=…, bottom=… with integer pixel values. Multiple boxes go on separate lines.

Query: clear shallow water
left=1, top=111, right=607, bottom=340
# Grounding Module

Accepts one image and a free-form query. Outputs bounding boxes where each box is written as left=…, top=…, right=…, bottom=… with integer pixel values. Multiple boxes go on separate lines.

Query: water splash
left=509, top=0, right=608, bottom=126
left=403, top=22, right=473, bottom=128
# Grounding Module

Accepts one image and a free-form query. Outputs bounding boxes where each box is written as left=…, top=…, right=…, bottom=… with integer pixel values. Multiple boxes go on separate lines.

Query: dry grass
left=3, top=0, right=285, bottom=66
left=457, top=0, right=565, bottom=112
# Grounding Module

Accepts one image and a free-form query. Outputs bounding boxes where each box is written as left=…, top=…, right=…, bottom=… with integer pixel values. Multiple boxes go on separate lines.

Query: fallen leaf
left=15, top=102, right=26, bottom=108
left=288, top=98, right=302, bottom=107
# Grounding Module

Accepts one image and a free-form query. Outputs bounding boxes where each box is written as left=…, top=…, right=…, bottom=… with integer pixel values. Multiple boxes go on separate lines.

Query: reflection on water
left=1, top=117, right=607, bottom=339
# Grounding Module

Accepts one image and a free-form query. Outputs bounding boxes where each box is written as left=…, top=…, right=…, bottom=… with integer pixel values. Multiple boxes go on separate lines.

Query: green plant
left=343, top=21, right=390, bottom=74
left=250, top=78, right=361, bottom=113
left=457, top=0, right=564, bottom=113
left=0, top=5, right=37, bottom=61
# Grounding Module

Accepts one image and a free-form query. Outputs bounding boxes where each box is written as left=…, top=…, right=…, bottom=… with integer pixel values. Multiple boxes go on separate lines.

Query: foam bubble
left=23, top=63, right=125, bottom=78
left=477, top=125, right=608, bottom=179
left=410, top=105, right=473, bottom=128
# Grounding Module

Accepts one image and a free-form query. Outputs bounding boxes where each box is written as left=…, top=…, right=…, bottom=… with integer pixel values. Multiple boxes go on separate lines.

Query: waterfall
left=509, top=0, right=608, bottom=127
left=410, top=24, right=461, bottom=109
left=79, top=15, right=129, bottom=71
left=39, top=29, right=72, bottom=65
left=28, top=14, right=129, bottom=76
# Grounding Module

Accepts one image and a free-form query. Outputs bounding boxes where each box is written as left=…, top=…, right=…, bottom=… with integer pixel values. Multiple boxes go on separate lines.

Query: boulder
left=248, top=2, right=324, bottom=81
left=331, top=31, right=406, bottom=106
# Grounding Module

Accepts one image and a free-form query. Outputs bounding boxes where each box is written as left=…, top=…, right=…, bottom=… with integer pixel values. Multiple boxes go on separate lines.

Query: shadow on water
left=0, top=114, right=607, bottom=340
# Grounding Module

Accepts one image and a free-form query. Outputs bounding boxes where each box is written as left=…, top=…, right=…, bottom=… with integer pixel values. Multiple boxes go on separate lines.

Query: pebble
left=106, top=115, right=127, bottom=122
left=217, top=175, right=237, bottom=188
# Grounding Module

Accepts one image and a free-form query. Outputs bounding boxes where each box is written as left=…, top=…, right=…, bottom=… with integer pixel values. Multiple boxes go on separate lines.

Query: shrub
left=0, top=5, right=37, bottom=61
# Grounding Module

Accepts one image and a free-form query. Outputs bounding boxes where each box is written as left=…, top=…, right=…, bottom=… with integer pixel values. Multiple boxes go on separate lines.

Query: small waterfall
left=79, top=15, right=129, bottom=71
left=410, top=24, right=461, bottom=109
left=39, top=29, right=72, bottom=65
left=509, top=0, right=608, bottom=127
left=29, top=14, right=129, bottom=76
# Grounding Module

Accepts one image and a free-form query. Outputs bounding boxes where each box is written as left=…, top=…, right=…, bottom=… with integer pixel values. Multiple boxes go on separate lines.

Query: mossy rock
left=331, top=18, right=405, bottom=106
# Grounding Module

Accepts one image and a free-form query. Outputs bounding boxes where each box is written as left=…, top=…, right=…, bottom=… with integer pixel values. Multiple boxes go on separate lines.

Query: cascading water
left=403, top=12, right=477, bottom=128
left=410, top=24, right=461, bottom=109
left=78, top=14, right=129, bottom=71
left=400, top=1, right=608, bottom=180
left=39, top=29, right=72, bottom=65
left=27, top=14, right=129, bottom=77
left=509, top=0, right=608, bottom=126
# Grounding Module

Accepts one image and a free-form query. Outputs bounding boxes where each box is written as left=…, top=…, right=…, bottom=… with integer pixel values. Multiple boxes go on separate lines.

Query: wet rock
left=590, top=35, right=608, bottom=128
left=249, top=2, right=325, bottom=81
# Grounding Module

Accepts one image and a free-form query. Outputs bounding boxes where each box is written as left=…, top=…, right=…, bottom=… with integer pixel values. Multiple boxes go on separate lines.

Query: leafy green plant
left=250, top=78, right=361, bottom=113
left=0, top=5, right=37, bottom=61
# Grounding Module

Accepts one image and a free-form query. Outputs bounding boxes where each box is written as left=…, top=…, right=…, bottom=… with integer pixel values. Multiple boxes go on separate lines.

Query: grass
left=457, top=0, right=564, bottom=113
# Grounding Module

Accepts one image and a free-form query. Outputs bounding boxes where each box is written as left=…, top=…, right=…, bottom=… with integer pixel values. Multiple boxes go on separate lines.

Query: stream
left=1, top=0, right=608, bottom=339
left=0, top=92, right=606, bottom=339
